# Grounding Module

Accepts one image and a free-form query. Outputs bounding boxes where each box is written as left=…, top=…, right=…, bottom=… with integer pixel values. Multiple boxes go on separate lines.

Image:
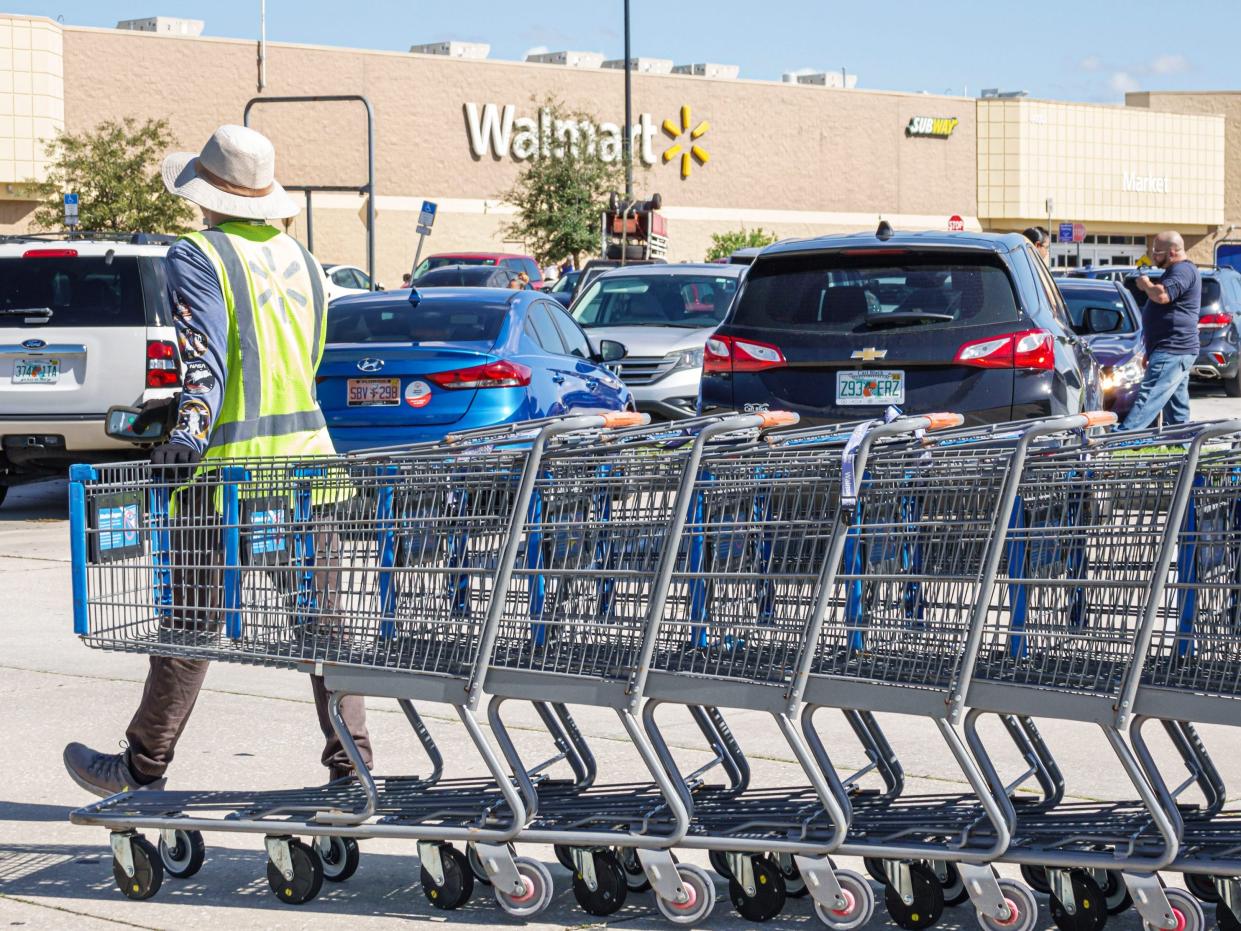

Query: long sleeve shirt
left=165, top=238, right=229, bottom=453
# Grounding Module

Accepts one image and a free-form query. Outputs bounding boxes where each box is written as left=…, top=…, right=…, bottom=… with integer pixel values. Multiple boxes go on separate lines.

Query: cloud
left=1150, top=53, right=1188, bottom=74
left=1079, top=56, right=1101, bottom=72
left=522, top=45, right=549, bottom=58
left=1109, top=71, right=1140, bottom=93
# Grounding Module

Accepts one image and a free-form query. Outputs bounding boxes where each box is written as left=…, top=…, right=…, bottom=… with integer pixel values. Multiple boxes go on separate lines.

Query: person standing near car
left=1023, top=226, right=1051, bottom=265
left=63, top=124, right=372, bottom=795
left=1119, top=230, right=1201, bottom=430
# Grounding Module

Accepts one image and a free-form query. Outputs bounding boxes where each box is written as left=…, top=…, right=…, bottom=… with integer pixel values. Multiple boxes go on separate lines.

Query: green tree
left=32, top=117, right=196, bottom=234
left=705, top=227, right=779, bottom=262
left=502, top=98, right=627, bottom=267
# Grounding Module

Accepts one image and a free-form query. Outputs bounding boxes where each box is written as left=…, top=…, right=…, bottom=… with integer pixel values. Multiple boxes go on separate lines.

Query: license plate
left=347, top=377, right=400, bottom=406
left=836, top=369, right=905, bottom=406
left=13, top=357, right=59, bottom=384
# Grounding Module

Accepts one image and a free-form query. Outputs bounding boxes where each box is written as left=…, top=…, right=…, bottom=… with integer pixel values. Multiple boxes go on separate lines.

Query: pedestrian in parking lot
left=1118, top=230, right=1201, bottom=430
left=401, top=272, right=412, bottom=287
left=1023, top=226, right=1050, bottom=264
left=63, top=124, right=371, bottom=796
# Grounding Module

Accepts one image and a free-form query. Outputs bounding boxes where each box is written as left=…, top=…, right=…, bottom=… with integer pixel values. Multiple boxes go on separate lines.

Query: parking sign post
left=409, top=200, right=437, bottom=285
left=63, top=192, right=79, bottom=232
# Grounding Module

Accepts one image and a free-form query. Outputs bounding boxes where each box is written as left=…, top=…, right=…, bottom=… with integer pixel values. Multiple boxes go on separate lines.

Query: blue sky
left=17, top=1, right=1235, bottom=102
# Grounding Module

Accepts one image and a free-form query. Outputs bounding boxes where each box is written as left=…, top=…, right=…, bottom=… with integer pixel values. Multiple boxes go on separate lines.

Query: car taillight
left=1199, top=313, right=1230, bottom=328
left=146, top=340, right=180, bottom=388
left=954, top=329, right=1053, bottom=371
left=22, top=248, right=78, bottom=258
left=426, top=359, right=531, bottom=389
left=701, top=335, right=787, bottom=374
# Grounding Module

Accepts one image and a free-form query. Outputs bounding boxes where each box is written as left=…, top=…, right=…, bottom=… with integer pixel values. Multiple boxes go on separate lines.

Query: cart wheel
left=773, top=853, right=809, bottom=898
left=554, top=843, right=577, bottom=872
left=935, top=861, right=970, bottom=907
left=1185, top=874, right=1220, bottom=904
left=1049, top=870, right=1105, bottom=931
left=865, top=856, right=890, bottom=885
left=814, top=868, right=876, bottom=931
left=657, top=863, right=716, bottom=925
left=572, top=848, right=628, bottom=916
left=1100, top=870, right=1132, bottom=915
left=1020, top=865, right=1051, bottom=895
left=620, top=847, right=652, bottom=892
left=728, top=855, right=787, bottom=922
left=1216, top=899, right=1241, bottom=931
left=112, top=835, right=164, bottom=901
left=884, top=861, right=945, bottom=930
left=420, top=843, right=473, bottom=910
left=1146, top=888, right=1203, bottom=931
left=266, top=839, right=323, bottom=905
left=158, top=828, right=205, bottom=879
left=978, top=879, right=1039, bottom=931
left=314, top=836, right=359, bottom=883
left=709, top=849, right=733, bottom=879
left=466, top=842, right=515, bottom=886
left=495, top=856, right=553, bottom=918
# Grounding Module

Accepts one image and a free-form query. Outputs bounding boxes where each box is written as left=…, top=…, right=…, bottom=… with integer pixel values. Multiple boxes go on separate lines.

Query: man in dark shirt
left=1119, top=231, right=1201, bottom=429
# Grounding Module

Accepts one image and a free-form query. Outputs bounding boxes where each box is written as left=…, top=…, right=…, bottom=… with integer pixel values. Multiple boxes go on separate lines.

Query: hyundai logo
left=356, top=358, right=385, bottom=373
left=21, top=339, right=46, bottom=350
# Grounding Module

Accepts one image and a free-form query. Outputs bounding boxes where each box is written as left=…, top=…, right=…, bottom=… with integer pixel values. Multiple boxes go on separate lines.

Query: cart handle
left=921, top=412, right=965, bottom=431
left=1081, top=410, right=1118, bottom=428
left=600, top=411, right=649, bottom=429
left=756, top=410, right=799, bottom=430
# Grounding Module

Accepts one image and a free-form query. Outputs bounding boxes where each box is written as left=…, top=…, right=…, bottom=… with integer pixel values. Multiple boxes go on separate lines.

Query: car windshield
left=733, top=253, right=1019, bottom=333
left=326, top=300, right=507, bottom=344
left=412, top=255, right=498, bottom=278
left=573, top=274, right=738, bottom=328
left=0, top=256, right=146, bottom=327
left=1121, top=275, right=1222, bottom=309
left=414, top=266, right=503, bottom=287
left=1058, top=289, right=1137, bottom=334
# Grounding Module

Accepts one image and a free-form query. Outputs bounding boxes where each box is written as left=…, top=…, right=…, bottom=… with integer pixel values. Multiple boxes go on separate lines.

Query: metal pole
left=257, top=0, right=266, bottom=92
left=623, top=0, right=633, bottom=198
left=304, top=189, right=313, bottom=253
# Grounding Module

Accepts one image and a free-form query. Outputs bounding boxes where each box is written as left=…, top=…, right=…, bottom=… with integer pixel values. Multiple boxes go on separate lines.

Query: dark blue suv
left=699, top=229, right=1103, bottom=425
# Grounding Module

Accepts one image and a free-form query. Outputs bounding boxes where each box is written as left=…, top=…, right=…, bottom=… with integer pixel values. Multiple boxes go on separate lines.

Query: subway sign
left=906, top=116, right=959, bottom=138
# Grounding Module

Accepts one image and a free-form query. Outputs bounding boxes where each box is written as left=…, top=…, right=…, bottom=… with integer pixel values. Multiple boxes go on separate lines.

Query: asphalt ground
left=1, top=388, right=1237, bottom=930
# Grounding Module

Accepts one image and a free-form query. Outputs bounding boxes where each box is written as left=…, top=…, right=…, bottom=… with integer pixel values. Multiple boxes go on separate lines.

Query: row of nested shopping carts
left=67, top=407, right=1241, bottom=929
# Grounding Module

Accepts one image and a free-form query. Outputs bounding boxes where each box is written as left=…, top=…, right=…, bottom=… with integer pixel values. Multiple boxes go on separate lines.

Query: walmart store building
left=0, top=12, right=1235, bottom=285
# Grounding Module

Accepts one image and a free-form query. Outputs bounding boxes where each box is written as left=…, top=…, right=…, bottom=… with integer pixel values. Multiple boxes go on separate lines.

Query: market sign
left=906, top=116, right=959, bottom=138
left=1123, top=172, right=1170, bottom=194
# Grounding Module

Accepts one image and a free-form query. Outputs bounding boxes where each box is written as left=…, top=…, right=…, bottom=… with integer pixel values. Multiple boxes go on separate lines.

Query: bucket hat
left=161, top=124, right=299, bottom=221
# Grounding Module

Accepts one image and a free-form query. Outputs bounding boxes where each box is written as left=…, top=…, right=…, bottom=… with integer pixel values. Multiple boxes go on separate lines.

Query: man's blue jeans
left=1119, top=350, right=1195, bottom=430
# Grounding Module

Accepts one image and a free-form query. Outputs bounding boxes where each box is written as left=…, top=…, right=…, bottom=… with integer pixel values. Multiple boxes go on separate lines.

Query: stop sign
left=948, top=215, right=965, bottom=232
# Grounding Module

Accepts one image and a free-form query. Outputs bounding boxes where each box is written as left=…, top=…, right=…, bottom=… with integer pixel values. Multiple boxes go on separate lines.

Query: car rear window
left=414, top=266, right=506, bottom=287
left=733, top=253, right=1020, bottom=334
left=412, top=255, right=498, bottom=278
left=327, top=300, right=507, bottom=344
left=573, top=274, right=738, bottom=328
left=0, top=256, right=147, bottom=327
left=1121, top=276, right=1221, bottom=309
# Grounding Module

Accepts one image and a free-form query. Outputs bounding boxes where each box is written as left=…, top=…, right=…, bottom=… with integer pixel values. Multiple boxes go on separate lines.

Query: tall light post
left=623, top=0, right=633, bottom=198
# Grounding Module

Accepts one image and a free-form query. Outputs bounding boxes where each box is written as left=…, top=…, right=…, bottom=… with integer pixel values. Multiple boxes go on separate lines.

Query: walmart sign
left=465, top=102, right=659, bottom=165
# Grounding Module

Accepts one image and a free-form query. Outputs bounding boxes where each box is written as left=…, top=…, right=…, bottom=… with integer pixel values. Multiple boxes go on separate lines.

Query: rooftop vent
left=409, top=41, right=490, bottom=59
left=115, top=16, right=204, bottom=35
left=980, top=88, right=1028, bottom=98
left=525, top=50, right=604, bottom=68
left=671, top=63, right=740, bottom=80
left=602, top=57, right=674, bottom=75
left=782, top=70, right=857, bottom=89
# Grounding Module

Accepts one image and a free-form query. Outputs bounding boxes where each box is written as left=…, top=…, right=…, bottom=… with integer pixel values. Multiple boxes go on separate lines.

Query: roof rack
left=0, top=231, right=180, bottom=245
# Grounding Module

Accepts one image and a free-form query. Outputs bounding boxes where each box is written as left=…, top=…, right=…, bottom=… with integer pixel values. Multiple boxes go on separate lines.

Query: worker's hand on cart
left=149, top=440, right=202, bottom=483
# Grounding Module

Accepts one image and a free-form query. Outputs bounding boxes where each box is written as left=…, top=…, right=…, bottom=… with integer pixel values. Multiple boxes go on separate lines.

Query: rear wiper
left=864, top=312, right=954, bottom=328
left=0, top=307, right=52, bottom=317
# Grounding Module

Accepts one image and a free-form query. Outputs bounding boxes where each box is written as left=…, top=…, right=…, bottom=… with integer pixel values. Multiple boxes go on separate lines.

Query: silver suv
left=570, top=263, right=742, bottom=419
left=0, top=234, right=179, bottom=505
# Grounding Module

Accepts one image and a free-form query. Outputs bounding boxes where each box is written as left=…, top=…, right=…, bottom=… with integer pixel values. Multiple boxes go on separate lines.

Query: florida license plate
left=836, top=369, right=905, bottom=406
left=13, top=357, right=59, bottom=384
left=347, top=377, right=400, bottom=406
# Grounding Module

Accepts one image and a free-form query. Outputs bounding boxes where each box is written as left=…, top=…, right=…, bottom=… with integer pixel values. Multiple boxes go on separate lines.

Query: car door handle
left=586, top=379, right=600, bottom=391
left=552, top=374, right=566, bottom=385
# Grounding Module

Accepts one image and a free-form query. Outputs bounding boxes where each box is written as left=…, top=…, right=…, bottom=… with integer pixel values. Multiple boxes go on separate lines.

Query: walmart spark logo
left=662, top=105, right=709, bottom=179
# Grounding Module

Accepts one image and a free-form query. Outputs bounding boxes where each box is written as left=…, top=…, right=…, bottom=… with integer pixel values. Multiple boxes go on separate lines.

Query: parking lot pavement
left=2, top=390, right=1236, bottom=928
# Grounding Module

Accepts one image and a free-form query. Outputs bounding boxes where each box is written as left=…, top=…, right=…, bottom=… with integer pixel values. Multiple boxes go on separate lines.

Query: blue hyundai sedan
left=318, top=288, right=633, bottom=451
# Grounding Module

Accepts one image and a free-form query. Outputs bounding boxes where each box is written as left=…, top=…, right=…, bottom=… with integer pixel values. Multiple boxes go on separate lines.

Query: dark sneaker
left=63, top=742, right=166, bottom=798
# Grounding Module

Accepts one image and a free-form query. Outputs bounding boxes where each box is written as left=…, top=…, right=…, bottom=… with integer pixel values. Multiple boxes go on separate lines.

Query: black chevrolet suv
left=698, top=228, right=1104, bottom=425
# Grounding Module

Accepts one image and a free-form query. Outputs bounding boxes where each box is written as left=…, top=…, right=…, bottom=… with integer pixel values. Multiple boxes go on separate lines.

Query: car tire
left=1225, top=364, right=1241, bottom=398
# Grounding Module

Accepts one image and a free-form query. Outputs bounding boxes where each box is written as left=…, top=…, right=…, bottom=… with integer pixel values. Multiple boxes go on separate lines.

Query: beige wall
left=0, top=14, right=63, bottom=186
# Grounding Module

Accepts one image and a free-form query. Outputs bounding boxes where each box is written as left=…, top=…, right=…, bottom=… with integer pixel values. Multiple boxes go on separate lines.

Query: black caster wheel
left=554, top=844, right=577, bottom=872
left=266, top=839, right=323, bottom=905
left=728, top=855, right=787, bottom=922
left=572, top=848, right=628, bottom=916
left=773, top=853, right=809, bottom=898
left=420, top=844, right=473, bottom=910
left=709, top=849, right=733, bottom=879
left=884, top=861, right=945, bottom=931
left=1100, top=870, right=1132, bottom=915
left=1217, top=900, right=1241, bottom=931
left=935, top=861, right=970, bottom=907
left=112, top=834, right=164, bottom=901
left=1021, top=864, right=1051, bottom=895
left=1185, top=873, right=1220, bottom=904
left=158, top=828, right=205, bottom=879
left=1049, top=870, right=1105, bottom=931
left=620, top=847, right=651, bottom=892
left=316, top=836, right=359, bottom=883
left=865, top=856, right=890, bottom=885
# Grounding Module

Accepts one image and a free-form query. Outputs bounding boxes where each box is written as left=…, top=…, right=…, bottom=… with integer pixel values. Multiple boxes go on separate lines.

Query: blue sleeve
left=1161, top=262, right=1191, bottom=302
left=165, top=239, right=229, bottom=453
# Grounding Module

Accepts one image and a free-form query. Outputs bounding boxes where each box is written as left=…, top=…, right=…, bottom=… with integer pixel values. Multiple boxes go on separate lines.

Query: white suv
left=0, top=234, right=180, bottom=505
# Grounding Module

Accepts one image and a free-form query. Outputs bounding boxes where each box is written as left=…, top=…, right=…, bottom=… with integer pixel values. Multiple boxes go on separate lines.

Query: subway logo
left=906, top=116, right=959, bottom=138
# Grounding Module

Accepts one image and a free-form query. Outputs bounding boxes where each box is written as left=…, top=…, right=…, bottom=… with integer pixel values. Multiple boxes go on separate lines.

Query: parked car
left=571, top=263, right=742, bottom=419
left=411, top=252, right=544, bottom=287
left=544, top=269, right=581, bottom=307
left=1055, top=277, right=1145, bottom=417
left=319, top=288, right=632, bottom=451
left=0, top=233, right=180, bottom=504
left=1116, top=266, right=1241, bottom=397
left=322, top=263, right=379, bottom=302
left=699, top=227, right=1103, bottom=426
left=576, top=258, right=667, bottom=298
left=412, top=264, right=520, bottom=289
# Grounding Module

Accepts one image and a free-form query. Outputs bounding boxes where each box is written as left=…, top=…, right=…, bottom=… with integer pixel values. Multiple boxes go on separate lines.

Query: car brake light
left=146, top=340, right=180, bottom=388
left=954, top=329, right=1053, bottom=371
left=426, top=359, right=531, bottom=389
left=22, top=248, right=78, bottom=258
left=1198, top=313, right=1230, bottom=328
left=701, top=334, right=787, bottom=374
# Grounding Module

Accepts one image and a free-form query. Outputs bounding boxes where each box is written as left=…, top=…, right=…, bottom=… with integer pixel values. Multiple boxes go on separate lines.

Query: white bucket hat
left=161, top=124, right=299, bottom=220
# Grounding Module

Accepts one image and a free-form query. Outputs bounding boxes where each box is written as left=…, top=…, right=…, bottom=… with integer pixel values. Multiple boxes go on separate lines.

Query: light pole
left=623, top=0, right=633, bottom=198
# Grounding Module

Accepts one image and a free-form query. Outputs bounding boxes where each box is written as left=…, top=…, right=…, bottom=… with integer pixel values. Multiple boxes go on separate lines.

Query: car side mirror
left=596, top=339, right=627, bottom=363
left=1084, top=306, right=1123, bottom=334
left=105, top=405, right=165, bottom=443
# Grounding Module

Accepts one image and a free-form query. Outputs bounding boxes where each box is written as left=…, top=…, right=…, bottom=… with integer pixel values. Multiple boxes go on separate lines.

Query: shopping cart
left=69, top=411, right=645, bottom=914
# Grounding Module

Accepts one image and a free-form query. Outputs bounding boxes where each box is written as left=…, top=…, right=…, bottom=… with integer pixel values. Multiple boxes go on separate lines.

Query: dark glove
left=132, top=396, right=180, bottom=437
left=150, top=442, right=202, bottom=466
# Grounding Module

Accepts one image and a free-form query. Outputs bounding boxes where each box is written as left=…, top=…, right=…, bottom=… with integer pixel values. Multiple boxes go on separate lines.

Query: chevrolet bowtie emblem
left=851, top=348, right=888, bottom=362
